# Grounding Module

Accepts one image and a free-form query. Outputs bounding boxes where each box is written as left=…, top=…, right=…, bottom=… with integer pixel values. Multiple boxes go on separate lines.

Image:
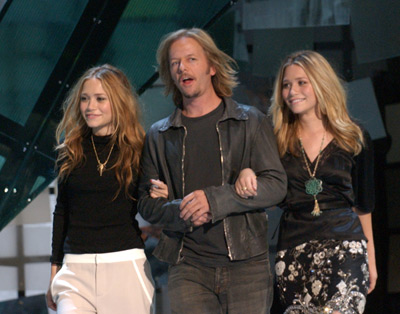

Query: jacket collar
left=159, top=97, right=249, bottom=132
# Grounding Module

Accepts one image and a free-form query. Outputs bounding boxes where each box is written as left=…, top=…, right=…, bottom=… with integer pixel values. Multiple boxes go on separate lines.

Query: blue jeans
left=168, top=257, right=273, bottom=314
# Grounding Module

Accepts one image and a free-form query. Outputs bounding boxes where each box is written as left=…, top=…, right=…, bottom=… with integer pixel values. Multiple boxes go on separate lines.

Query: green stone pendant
left=305, top=177, right=323, bottom=196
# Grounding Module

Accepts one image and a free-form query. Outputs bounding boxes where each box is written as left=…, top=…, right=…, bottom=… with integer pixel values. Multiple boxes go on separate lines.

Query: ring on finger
left=243, top=186, right=248, bottom=191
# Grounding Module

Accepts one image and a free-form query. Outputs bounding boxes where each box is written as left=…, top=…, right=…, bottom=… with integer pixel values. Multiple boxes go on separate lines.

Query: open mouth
left=182, top=77, right=194, bottom=85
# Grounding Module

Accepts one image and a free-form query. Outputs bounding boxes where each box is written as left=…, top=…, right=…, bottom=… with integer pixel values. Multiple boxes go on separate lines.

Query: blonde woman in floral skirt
left=235, top=50, right=377, bottom=313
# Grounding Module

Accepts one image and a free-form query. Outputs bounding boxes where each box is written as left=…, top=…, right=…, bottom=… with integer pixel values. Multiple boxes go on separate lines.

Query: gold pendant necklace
left=91, top=135, right=115, bottom=176
left=299, top=132, right=325, bottom=216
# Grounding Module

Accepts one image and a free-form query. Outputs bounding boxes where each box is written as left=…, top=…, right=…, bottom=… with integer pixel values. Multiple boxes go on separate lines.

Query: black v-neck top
left=277, top=129, right=374, bottom=251
left=50, top=134, right=144, bottom=264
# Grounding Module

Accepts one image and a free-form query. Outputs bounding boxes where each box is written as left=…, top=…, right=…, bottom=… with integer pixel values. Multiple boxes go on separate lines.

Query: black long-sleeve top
left=277, top=129, right=375, bottom=251
left=50, top=134, right=144, bottom=265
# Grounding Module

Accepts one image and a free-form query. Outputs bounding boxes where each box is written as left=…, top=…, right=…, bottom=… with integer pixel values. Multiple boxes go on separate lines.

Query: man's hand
left=180, top=190, right=211, bottom=224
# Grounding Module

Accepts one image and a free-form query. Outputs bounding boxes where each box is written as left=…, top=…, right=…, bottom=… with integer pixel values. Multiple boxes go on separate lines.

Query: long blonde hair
left=269, top=50, right=364, bottom=157
left=157, top=28, right=238, bottom=107
left=55, top=64, right=145, bottom=198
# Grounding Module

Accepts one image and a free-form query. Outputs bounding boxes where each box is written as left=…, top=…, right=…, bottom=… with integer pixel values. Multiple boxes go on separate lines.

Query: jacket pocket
left=246, top=210, right=268, bottom=237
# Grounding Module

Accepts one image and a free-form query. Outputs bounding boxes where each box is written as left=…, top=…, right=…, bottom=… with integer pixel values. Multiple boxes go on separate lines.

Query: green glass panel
left=0, top=0, right=88, bottom=126
left=0, top=155, right=5, bottom=172
left=100, top=0, right=232, bottom=91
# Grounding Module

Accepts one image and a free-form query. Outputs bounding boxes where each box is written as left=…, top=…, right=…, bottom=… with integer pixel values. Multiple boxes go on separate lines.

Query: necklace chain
left=299, top=132, right=325, bottom=178
left=91, top=135, right=115, bottom=176
left=298, top=132, right=326, bottom=216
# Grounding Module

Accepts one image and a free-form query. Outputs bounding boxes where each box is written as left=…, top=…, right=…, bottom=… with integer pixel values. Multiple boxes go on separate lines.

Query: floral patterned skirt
left=275, top=239, right=369, bottom=314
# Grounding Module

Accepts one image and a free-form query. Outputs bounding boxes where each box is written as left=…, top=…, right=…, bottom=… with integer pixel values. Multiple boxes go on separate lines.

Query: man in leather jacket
left=138, top=28, right=287, bottom=314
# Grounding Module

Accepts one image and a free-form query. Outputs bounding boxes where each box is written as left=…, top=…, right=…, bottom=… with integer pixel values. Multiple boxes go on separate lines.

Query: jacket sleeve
left=137, top=130, right=192, bottom=232
left=204, top=115, right=287, bottom=222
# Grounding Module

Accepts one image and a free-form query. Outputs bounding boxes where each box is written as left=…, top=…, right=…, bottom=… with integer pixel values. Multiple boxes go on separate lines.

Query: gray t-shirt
left=181, top=102, right=231, bottom=266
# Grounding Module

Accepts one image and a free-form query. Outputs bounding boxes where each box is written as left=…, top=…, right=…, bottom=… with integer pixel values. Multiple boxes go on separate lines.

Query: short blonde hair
left=157, top=28, right=238, bottom=107
left=269, top=50, right=364, bottom=156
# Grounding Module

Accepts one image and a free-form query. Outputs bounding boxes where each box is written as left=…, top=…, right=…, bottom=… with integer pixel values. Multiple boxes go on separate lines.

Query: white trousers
left=51, top=249, right=155, bottom=314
